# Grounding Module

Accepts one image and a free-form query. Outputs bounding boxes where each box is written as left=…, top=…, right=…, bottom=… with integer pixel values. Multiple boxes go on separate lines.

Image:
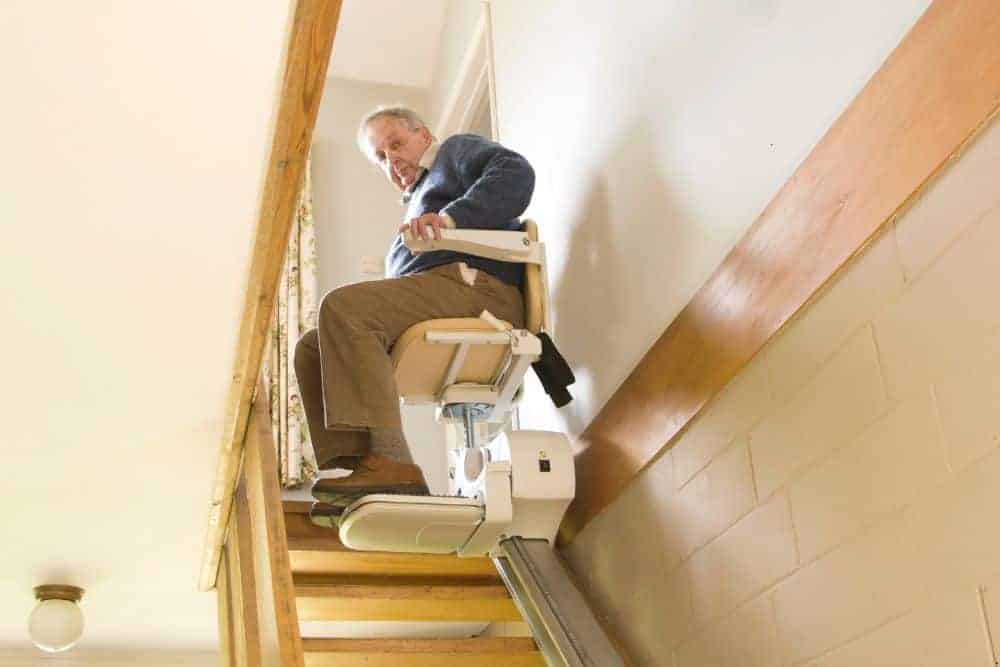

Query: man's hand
left=399, top=213, right=448, bottom=243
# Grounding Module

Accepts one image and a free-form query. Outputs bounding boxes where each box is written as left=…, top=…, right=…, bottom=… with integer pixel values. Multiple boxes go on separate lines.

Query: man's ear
left=418, top=125, right=433, bottom=145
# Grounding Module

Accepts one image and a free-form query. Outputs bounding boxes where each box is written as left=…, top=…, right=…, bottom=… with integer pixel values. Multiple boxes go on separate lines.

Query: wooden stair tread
left=303, top=638, right=537, bottom=652
left=293, top=574, right=519, bottom=622
left=301, top=638, right=544, bottom=667
left=294, top=574, right=511, bottom=598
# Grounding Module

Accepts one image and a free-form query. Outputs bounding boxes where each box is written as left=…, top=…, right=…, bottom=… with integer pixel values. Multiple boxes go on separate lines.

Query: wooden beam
left=561, top=0, right=1000, bottom=542
left=199, top=0, right=343, bottom=592
left=301, top=638, right=544, bottom=667
left=243, top=388, right=305, bottom=666
left=294, top=575, right=519, bottom=622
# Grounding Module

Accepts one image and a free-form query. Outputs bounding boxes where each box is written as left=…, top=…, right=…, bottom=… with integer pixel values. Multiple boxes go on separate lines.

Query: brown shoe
left=311, top=454, right=429, bottom=507
left=321, top=455, right=361, bottom=472
left=308, top=501, right=343, bottom=529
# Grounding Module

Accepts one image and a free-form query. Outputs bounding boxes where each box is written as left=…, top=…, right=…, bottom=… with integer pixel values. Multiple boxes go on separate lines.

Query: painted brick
left=981, top=575, right=1000, bottom=665
left=686, top=493, right=797, bottom=627
left=675, top=595, right=782, bottom=667
left=773, top=517, right=924, bottom=664
left=804, top=590, right=992, bottom=667
left=668, top=439, right=756, bottom=558
left=617, top=565, right=693, bottom=663
left=895, top=115, right=1000, bottom=282
left=750, top=325, right=888, bottom=500
left=788, top=388, right=950, bottom=563
left=933, top=345, right=1000, bottom=474
left=562, top=464, right=688, bottom=640
left=765, top=227, right=904, bottom=403
left=904, top=447, right=1000, bottom=596
left=671, top=355, right=772, bottom=487
left=873, top=205, right=1000, bottom=401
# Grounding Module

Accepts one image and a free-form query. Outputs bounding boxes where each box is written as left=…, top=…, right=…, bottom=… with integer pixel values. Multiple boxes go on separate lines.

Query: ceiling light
left=29, top=585, right=85, bottom=653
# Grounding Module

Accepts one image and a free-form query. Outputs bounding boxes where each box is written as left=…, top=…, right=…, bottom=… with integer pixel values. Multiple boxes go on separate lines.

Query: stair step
left=294, top=574, right=520, bottom=622
left=301, top=638, right=544, bottom=667
left=284, top=509, right=501, bottom=581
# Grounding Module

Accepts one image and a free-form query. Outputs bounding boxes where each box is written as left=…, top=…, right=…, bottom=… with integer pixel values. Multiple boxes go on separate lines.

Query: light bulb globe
left=28, top=588, right=85, bottom=653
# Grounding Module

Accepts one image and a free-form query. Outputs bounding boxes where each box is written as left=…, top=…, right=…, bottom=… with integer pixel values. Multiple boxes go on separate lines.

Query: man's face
left=365, top=116, right=432, bottom=191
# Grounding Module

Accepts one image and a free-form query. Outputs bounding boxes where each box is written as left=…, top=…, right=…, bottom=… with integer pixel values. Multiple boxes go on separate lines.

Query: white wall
left=310, top=77, right=451, bottom=492
left=563, top=110, right=1000, bottom=666
left=482, top=1, right=1000, bottom=663
left=490, top=0, right=933, bottom=437
left=0, top=0, right=292, bottom=650
left=426, top=0, right=486, bottom=131
left=0, top=648, right=218, bottom=666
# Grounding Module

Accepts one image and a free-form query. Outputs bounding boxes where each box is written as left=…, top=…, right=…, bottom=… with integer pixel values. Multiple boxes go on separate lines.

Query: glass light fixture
left=28, top=585, right=85, bottom=653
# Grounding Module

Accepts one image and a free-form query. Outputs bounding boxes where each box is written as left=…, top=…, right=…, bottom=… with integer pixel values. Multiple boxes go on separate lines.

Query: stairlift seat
left=339, top=220, right=570, bottom=559
left=392, top=318, right=513, bottom=402
left=390, top=220, right=545, bottom=406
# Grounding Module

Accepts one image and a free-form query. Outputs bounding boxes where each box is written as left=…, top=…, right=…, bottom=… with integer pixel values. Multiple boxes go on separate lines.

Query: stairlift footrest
left=338, top=495, right=483, bottom=554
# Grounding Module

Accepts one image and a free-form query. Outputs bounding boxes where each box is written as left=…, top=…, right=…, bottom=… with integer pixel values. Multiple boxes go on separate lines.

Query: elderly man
left=294, top=106, right=534, bottom=517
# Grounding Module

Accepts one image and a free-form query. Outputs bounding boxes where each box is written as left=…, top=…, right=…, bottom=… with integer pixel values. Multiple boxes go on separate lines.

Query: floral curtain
left=262, top=156, right=319, bottom=488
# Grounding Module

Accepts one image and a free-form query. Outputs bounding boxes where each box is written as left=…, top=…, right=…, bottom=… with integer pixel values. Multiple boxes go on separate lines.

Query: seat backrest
left=522, top=219, right=544, bottom=333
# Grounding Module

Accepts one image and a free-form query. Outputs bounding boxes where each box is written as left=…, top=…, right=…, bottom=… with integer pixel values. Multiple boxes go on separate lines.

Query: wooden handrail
left=198, top=0, right=343, bottom=592
left=559, top=0, right=1000, bottom=543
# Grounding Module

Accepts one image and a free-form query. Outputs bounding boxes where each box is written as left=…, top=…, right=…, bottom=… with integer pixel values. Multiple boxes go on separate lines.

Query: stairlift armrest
left=404, top=229, right=544, bottom=265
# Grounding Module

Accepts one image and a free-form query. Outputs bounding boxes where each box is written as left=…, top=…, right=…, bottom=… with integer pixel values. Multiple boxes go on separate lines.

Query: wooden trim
left=484, top=1, right=500, bottom=140
left=434, top=10, right=489, bottom=138
left=301, top=638, right=543, bottom=667
left=560, top=0, right=1000, bottom=542
left=199, top=0, right=343, bottom=592
left=243, top=386, right=305, bottom=666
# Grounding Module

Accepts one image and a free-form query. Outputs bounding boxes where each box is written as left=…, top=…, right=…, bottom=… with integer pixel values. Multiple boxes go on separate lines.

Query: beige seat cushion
left=392, top=318, right=511, bottom=402
left=392, top=220, right=545, bottom=403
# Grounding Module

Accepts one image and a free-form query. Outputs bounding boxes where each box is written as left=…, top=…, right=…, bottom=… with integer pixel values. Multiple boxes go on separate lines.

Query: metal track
left=492, top=537, right=624, bottom=667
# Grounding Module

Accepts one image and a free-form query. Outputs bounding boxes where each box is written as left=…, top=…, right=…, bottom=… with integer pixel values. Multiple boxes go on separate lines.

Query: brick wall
left=563, top=115, right=1000, bottom=666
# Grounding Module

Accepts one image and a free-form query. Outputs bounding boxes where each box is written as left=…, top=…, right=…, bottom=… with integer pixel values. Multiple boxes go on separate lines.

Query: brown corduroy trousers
left=294, top=263, right=524, bottom=469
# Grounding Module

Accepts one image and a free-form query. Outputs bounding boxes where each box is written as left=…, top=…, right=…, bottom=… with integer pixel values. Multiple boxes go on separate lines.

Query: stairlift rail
left=493, top=537, right=625, bottom=667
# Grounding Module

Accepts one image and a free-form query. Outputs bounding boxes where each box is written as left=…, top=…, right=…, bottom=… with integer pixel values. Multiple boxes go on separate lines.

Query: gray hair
left=356, top=105, right=428, bottom=161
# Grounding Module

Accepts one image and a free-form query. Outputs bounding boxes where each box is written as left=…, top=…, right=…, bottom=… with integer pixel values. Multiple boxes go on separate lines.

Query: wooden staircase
left=214, top=389, right=544, bottom=666
left=283, top=503, right=543, bottom=666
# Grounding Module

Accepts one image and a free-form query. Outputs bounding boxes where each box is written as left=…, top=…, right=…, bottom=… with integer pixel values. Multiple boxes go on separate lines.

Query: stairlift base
left=337, top=429, right=574, bottom=557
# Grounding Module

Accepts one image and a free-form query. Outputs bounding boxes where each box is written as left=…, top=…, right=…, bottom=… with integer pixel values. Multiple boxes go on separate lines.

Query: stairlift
left=337, top=219, right=575, bottom=557
left=336, top=220, right=624, bottom=666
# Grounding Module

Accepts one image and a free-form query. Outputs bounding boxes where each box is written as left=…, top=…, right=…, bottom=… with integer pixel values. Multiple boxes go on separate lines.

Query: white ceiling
left=0, top=0, right=291, bottom=654
left=328, top=0, right=449, bottom=88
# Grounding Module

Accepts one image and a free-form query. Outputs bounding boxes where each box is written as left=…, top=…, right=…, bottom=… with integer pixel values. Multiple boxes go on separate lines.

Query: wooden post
left=216, top=546, right=236, bottom=667
left=241, top=385, right=305, bottom=666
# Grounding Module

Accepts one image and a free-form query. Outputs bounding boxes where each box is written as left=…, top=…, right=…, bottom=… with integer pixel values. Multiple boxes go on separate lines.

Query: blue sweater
left=386, top=134, right=535, bottom=287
